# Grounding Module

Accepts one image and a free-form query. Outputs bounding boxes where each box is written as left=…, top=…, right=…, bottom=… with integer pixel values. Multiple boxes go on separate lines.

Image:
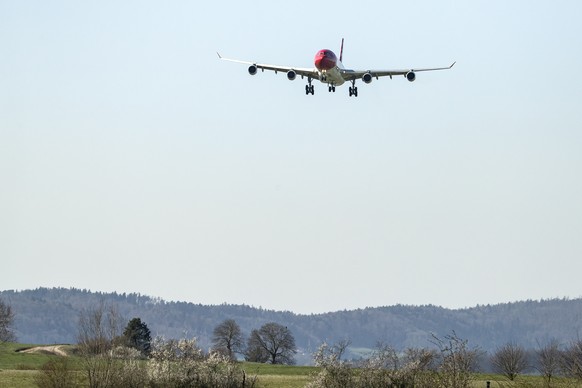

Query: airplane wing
left=217, top=53, right=319, bottom=79
left=340, top=62, right=456, bottom=81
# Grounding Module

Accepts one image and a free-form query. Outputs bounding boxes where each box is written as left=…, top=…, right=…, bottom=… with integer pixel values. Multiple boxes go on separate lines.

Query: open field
left=2, top=343, right=582, bottom=387
left=0, top=343, right=69, bottom=370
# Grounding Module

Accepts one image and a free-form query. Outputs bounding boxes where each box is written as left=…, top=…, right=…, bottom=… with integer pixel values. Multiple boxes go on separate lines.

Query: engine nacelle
left=362, top=72, right=373, bottom=84
left=406, top=71, right=416, bottom=82
left=287, top=70, right=297, bottom=81
left=248, top=65, right=258, bottom=75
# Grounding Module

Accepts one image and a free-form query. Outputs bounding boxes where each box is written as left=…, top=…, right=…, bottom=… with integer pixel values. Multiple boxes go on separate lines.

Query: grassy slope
left=0, top=343, right=60, bottom=370
left=0, top=343, right=54, bottom=388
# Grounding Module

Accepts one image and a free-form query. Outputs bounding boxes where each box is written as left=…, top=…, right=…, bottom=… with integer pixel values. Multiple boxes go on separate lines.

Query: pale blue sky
left=2, top=1, right=582, bottom=313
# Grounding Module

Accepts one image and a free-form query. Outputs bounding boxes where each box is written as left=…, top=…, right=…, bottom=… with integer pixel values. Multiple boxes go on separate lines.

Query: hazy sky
left=2, top=1, right=582, bottom=314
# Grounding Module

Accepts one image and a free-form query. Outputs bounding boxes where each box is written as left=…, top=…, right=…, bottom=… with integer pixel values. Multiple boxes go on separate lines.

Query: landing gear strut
left=305, top=77, right=314, bottom=95
left=348, top=80, right=358, bottom=97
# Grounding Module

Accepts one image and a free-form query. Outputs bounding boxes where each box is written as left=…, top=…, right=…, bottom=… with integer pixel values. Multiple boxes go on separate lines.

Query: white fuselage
left=318, top=61, right=346, bottom=86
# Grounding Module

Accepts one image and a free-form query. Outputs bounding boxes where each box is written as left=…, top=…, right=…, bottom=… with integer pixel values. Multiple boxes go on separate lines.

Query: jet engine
left=362, top=72, right=373, bottom=84
left=287, top=70, right=297, bottom=81
left=248, top=65, right=258, bottom=75
left=406, top=71, right=416, bottom=82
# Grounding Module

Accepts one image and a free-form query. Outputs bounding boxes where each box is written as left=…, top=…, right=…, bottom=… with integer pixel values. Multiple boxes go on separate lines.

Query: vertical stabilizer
left=339, top=38, right=344, bottom=62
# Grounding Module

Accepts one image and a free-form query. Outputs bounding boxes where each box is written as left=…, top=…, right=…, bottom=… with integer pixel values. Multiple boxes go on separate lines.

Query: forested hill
left=2, top=288, right=582, bottom=356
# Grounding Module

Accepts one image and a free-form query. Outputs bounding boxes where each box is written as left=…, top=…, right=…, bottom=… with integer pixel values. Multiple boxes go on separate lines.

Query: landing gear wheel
left=349, top=81, right=358, bottom=97
left=305, top=78, right=314, bottom=95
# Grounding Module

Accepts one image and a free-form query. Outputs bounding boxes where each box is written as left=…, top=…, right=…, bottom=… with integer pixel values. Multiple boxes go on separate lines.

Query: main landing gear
left=305, top=77, right=314, bottom=95
left=328, top=85, right=336, bottom=93
left=348, top=80, right=358, bottom=97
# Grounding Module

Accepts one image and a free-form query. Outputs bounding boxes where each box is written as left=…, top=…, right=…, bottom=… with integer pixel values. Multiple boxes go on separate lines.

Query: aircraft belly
left=319, top=67, right=345, bottom=86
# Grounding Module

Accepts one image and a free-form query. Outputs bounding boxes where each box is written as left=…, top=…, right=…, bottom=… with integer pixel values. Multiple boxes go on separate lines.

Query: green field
left=0, top=344, right=317, bottom=388
left=2, top=343, right=581, bottom=387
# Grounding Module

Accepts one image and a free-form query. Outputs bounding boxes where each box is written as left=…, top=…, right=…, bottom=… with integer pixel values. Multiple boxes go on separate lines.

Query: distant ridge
left=2, top=288, right=582, bottom=357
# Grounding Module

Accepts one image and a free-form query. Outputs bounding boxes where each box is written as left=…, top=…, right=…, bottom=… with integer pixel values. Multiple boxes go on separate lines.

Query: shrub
left=35, top=358, right=78, bottom=388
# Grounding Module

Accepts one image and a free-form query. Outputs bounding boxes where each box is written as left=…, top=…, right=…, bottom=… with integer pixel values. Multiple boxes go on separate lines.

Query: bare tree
left=77, top=302, right=124, bottom=388
left=561, top=339, right=582, bottom=380
left=35, top=357, right=79, bottom=388
left=0, top=298, right=16, bottom=343
left=331, top=339, right=351, bottom=361
left=212, top=319, right=245, bottom=360
left=536, top=339, right=562, bottom=385
left=244, top=334, right=270, bottom=363
left=246, top=322, right=297, bottom=365
left=490, top=342, right=528, bottom=381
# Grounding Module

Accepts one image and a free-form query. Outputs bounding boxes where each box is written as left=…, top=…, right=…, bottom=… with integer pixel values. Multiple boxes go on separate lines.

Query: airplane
left=217, top=39, right=455, bottom=97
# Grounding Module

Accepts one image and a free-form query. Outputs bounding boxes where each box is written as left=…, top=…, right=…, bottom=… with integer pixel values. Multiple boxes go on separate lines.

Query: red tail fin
left=339, top=38, right=344, bottom=62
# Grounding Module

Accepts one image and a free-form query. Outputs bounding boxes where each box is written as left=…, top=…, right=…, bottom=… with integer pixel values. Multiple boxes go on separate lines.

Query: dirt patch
left=17, top=345, right=69, bottom=357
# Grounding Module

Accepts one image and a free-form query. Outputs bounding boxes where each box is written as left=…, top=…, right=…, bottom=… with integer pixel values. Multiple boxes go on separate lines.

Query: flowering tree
left=148, top=336, right=255, bottom=387
left=307, top=342, right=355, bottom=388
left=431, top=332, right=480, bottom=388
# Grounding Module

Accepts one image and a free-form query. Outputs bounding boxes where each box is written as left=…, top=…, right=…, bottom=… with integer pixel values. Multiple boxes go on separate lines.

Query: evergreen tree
left=123, top=317, right=151, bottom=356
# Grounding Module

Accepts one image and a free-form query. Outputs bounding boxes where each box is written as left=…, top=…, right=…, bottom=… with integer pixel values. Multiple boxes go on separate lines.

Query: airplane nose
left=314, top=51, right=336, bottom=71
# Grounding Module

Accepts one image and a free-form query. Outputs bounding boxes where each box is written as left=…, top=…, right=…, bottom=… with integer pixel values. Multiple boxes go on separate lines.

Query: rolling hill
left=2, top=288, right=581, bottom=361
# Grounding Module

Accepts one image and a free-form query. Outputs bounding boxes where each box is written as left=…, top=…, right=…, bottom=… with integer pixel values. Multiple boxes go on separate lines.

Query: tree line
left=5, top=288, right=582, bottom=354
left=4, top=296, right=582, bottom=387
left=489, top=340, right=582, bottom=384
